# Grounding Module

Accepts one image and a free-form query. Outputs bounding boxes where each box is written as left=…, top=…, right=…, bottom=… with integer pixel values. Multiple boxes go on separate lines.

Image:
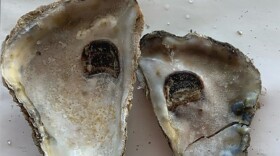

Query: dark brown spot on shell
left=36, top=51, right=42, bottom=56
left=81, top=91, right=88, bottom=96
left=81, top=40, right=120, bottom=78
left=164, top=71, right=204, bottom=111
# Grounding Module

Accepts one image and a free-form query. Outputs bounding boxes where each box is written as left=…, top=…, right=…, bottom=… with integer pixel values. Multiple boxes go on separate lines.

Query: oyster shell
left=1, top=0, right=143, bottom=155
left=138, top=31, right=261, bottom=156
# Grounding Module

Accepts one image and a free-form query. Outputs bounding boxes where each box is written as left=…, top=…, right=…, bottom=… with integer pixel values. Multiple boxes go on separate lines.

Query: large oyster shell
left=1, top=0, right=143, bottom=155
left=138, top=31, right=261, bottom=156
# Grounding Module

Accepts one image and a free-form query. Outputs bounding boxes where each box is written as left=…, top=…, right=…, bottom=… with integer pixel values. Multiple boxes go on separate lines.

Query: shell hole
left=81, top=40, right=120, bottom=78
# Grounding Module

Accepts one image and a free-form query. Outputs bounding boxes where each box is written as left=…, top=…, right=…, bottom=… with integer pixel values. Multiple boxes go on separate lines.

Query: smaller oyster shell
left=138, top=31, right=261, bottom=156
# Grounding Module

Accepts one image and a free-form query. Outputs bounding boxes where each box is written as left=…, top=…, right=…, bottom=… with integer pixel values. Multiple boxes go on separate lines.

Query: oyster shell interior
left=1, top=0, right=143, bottom=155
left=139, top=31, right=261, bottom=156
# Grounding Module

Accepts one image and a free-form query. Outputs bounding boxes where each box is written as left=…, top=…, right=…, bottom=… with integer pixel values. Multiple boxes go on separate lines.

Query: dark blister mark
left=197, top=108, right=203, bottom=116
left=231, top=100, right=255, bottom=124
left=167, top=72, right=202, bottom=96
left=81, top=91, right=88, bottom=96
left=231, top=101, right=245, bottom=116
left=36, top=51, right=41, bottom=56
left=242, top=112, right=254, bottom=123
left=81, top=40, right=120, bottom=78
left=164, top=71, right=204, bottom=111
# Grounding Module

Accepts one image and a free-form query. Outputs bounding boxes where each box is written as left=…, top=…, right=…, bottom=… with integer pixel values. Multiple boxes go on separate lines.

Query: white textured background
left=0, top=0, right=279, bottom=156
